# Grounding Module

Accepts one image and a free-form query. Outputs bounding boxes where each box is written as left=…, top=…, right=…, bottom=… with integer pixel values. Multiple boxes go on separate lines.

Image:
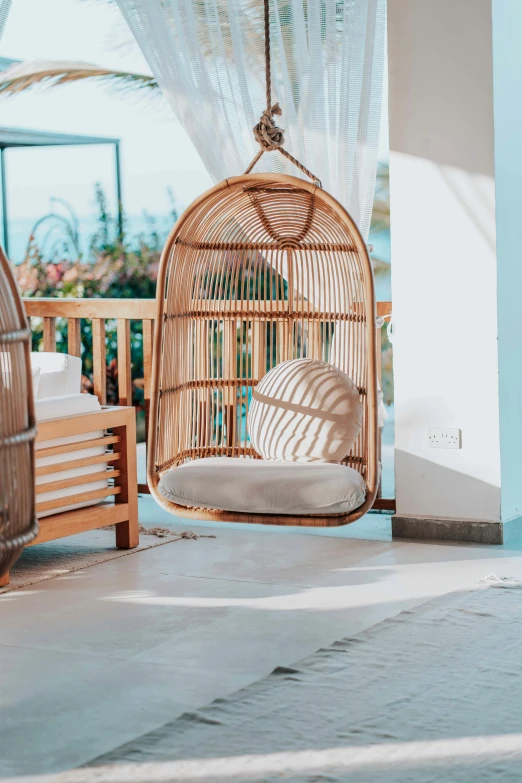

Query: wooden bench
left=0, top=405, right=138, bottom=587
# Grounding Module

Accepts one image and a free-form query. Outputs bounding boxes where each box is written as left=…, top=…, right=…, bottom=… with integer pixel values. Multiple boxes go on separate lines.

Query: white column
left=388, top=0, right=522, bottom=543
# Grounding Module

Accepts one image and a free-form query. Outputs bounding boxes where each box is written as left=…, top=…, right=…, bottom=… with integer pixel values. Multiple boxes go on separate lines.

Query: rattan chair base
left=149, top=485, right=378, bottom=527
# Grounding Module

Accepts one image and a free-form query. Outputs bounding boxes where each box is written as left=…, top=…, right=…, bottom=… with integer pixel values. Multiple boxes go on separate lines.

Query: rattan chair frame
left=0, top=245, right=37, bottom=575
left=148, top=173, right=379, bottom=526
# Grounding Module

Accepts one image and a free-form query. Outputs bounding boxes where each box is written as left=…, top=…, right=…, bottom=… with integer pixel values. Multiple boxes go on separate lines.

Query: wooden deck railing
left=23, top=298, right=393, bottom=511
left=24, top=298, right=156, bottom=408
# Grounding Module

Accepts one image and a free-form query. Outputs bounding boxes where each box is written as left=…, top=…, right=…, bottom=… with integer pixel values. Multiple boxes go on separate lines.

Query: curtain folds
left=115, top=0, right=385, bottom=239
left=0, top=0, right=12, bottom=41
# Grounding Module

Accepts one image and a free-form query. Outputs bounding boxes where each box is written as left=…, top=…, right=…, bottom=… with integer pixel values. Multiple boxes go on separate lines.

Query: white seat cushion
left=31, top=364, right=41, bottom=398
left=158, top=458, right=366, bottom=516
left=31, top=352, right=82, bottom=399
left=35, top=391, right=100, bottom=422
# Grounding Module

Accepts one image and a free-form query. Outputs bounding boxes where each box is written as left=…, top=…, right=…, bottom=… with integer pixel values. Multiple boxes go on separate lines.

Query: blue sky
left=0, top=0, right=388, bottom=229
left=0, top=0, right=214, bottom=223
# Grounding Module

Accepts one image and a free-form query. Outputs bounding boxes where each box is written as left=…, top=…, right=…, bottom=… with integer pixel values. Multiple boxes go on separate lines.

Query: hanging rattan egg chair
left=147, top=0, right=379, bottom=526
left=147, top=172, right=379, bottom=526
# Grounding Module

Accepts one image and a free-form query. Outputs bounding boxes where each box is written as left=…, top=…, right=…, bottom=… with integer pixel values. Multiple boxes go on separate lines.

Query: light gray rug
left=0, top=526, right=212, bottom=594
left=45, top=578, right=520, bottom=783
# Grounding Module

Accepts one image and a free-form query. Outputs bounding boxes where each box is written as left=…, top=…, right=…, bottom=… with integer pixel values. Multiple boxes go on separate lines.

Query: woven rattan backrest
left=149, top=173, right=378, bottom=496
left=0, top=245, right=37, bottom=576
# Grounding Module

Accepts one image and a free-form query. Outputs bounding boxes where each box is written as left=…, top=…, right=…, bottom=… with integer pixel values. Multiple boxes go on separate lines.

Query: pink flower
left=63, top=267, right=79, bottom=283
left=46, top=265, right=62, bottom=285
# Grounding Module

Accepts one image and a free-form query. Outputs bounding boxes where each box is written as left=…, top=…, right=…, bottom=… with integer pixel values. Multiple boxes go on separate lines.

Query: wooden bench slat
left=36, top=451, right=120, bottom=477
left=36, top=469, right=121, bottom=495
left=36, top=485, right=122, bottom=513
left=36, top=434, right=120, bottom=459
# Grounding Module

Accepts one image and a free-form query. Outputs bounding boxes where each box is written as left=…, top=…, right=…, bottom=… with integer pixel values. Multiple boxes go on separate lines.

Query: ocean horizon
left=7, top=213, right=391, bottom=300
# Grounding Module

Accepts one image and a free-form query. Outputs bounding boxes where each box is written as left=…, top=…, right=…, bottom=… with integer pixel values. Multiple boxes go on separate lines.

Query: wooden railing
left=24, top=296, right=156, bottom=410
left=23, top=298, right=393, bottom=510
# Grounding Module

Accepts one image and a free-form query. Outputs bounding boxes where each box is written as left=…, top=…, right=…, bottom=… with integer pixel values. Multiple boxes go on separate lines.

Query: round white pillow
left=248, top=358, right=362, bottom=463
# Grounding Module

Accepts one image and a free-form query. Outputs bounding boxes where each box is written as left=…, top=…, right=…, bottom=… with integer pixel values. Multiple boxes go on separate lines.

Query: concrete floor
left=2, top=497, right=522, bottom=780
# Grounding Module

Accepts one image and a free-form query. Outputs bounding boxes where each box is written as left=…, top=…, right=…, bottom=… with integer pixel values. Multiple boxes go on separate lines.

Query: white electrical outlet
left=428, top=427, right=462, bottom=449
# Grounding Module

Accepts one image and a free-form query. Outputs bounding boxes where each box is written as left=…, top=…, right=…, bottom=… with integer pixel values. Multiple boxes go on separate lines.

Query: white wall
left=388, top=0, right=502, bottom=521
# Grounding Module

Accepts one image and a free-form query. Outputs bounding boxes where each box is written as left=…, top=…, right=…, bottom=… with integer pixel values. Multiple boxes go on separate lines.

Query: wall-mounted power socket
left=428, top=427, right=462, bottom=450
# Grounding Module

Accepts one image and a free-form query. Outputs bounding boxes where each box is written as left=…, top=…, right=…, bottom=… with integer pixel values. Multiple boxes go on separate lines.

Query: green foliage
left=372, top=161, right=390, bottom=234
left=15, top=185, right=172, bottom=430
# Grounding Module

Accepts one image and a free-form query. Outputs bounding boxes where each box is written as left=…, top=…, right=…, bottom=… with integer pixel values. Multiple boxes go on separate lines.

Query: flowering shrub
left=16, top=186, right=164, bottom=302
left=15, top=186, right=173, bottom=437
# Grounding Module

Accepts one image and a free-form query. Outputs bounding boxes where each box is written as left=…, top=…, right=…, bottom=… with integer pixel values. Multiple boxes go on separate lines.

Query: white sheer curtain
left=115, top=0, right=385, bottom=239
left=0, top=0, right=12, bottom=41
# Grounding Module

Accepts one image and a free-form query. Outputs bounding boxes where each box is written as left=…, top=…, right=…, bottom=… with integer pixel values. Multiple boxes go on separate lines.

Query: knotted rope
left=244, top=0, right=321, bottom=187
left=253, top=103, right=284, bottom=151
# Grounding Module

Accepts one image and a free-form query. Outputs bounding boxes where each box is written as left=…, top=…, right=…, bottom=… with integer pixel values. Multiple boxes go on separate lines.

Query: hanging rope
left=244, top=0, right=322, bottom=187
left=138, top=525, right=216, bottom=540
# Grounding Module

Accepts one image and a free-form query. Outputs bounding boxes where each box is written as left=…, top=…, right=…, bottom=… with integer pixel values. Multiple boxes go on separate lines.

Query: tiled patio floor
left=2, top=492, right=522, bottom=779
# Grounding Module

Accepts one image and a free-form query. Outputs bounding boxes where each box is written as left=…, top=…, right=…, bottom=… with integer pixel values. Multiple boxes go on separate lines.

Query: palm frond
left=0, top=59, right=159, bottom=97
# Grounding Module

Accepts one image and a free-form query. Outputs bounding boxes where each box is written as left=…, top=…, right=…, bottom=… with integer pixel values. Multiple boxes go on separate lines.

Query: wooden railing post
left=67, top=317, right=81, bottom=357
left=142, top=318, right=154, bottom=444
left=92, top=318, right=107, bottom=405
left=43, top=317, right=56, bottom=352
left=117, top=318, right=132, bottom=407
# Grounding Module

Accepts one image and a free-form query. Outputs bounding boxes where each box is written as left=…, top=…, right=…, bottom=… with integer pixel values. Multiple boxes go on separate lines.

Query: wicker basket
left=148, top=173, right=378, bottom=526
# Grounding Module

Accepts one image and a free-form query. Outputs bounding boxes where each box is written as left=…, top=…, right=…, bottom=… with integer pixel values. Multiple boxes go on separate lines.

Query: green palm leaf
left=0, top=59, right=159, bottom=97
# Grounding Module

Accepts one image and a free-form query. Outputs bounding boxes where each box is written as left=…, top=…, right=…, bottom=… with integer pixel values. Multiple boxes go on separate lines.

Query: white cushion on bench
left=35, top=391, right=100, bottom=422
left=31, top=352, right=82, bottom=399
left=0, top=353, right=40, bottom=397
left=35, top=393, right=107, bottom=518
left=158, top=458, right=366, bottom=516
